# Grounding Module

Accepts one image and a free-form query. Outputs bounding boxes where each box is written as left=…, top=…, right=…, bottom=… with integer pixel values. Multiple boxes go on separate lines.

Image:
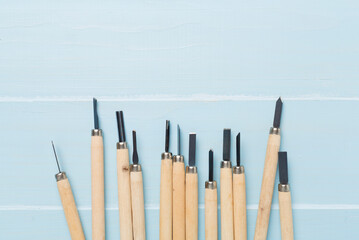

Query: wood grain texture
left=91, top=135, right=105, bottom=240
left=186, top=173, right=198, bottom=240
left=205, top=187, right=218, bottom=240
left=160, top=158, right=172, bottom=240
left=220, top=167, right=234, bottom=240
left=117, top=148, right=133, bottom=240
left=279, top=191, right=294, bottom=240
left=254, top=134, right=281, bottom=240
left=57, top=178, right=85, bottom=240
left=233, top=172, right=247, bottom=240
left=173, top=161, right=185, bottom=240
left=131, top=170, right=146, bottom=240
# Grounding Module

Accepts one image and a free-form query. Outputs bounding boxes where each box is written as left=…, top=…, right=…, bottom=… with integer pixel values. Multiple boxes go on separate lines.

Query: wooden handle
left=117, top=148, right=133, bottom=240
left=173, top=161, right=185, bottom=240
left=91, top=135, right=105, bottom=240
left=131, top=170, right=146, bottom=240
left=57, top=178, right=85, bottom=240
left=205, top=187, right=217, bottom=240
left=160, top=157, right=173, bottom=240
left=233, top=172, right=247, bottom=240
left=186, top=172, right=198, bottom=240
left=220, top=167, right=234, bottom=240
left=254, top=134, right=281, bottom=240
left=279, top=191, right=294, bottom=240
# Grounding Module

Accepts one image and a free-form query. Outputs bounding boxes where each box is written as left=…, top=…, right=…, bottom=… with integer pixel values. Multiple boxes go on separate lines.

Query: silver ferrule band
left=205, top=181, right=217, bottom=189
left=278, top=184, right=290, bottom=192
left=233, top=165, right=245, bottom=174
left=92, top=129, right=102, bottom=136
left=220, top=161, right=232, bottom=168
left=270, top=127, right=280, bottom=135
left=117, top=142, right=127, bottom=149
left=173, top=155, right=184, bottom=163
left=55, top=172, right=67, bottom=181
left=161, top=152, right=172, bottom=160
left=186, top=166, right=197, bottom=174
left=130, top=164, right=142, bottom=172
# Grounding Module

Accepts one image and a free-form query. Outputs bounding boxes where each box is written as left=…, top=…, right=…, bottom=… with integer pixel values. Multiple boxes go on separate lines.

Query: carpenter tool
left=160, top=120, right=172, bottom=240
left=173, top=125, right=185, bottom=240
left=254, top=97, right=283, bottom=240
left=205, top=149, right=217, bottom=240
left=233, top=133, right=247, bottom=240
left=130, top=131, right=146, bottom=240
left=51, top=141, right=85, bottom=240
left=220, top=129, right=234, bottom=240
left=116, top=111, right=133, bottom=240
left=91, top=98, right=105, bottom=240
left=278, top=152, right=293, bottom=240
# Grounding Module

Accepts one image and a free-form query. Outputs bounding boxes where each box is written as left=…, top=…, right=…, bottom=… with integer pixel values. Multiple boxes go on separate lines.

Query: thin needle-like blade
left=209, top=149, right=213, bottom=181
left=236, top=132, right=240, bottom=166
left=273, top=97, right=283, bottom=128
left=116, top=111, right=126, bottom=142
left=177, top=124, right=181, bottom=155
left=51, top=141, right=61, bottom=173
left=278, top=151, right=288, bottom=184
left=132, top=131, right=139, bottom=164
left=223, top=129, right=231, bottom=161
left=189, top=133, right=196, bottom=166
left=165, top=120, right=170, bottom=152
left=93, top=98, right=99, bottom=129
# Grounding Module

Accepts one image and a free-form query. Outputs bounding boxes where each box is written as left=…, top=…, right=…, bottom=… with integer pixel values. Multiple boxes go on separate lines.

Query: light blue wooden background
left=1, top=0, right=359, bottom=239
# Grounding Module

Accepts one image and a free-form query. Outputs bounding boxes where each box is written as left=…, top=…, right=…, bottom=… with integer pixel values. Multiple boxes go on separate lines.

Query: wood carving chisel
left=116, top=111, right=133, bottom=240
left=233, top=133, right=247, bottom=240
left=205, top=149, right=217, bottom=240
left=173, top=125, right=185, bottom=240
left=51, top=142, right=85, bottom=240
left=130, top=131, right=146, bottom=240
left=160, top=120, right=172, bottom=240
left=186, top=133, right=198, bottom=240
left=278, top=152, right=294, bottom=240
left=220, top=129, right=234, bottom=240
left=91, top=98, right=105, bottom=240
left=254, top=97, right=283, bottom=240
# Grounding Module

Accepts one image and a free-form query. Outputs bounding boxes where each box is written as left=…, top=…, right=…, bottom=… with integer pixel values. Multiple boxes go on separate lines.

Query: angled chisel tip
left=132, top=130, right=139, bottom=165
left=189, top=133, right=196, bottom=166
left=278, top=151, right=288, bottom=184
left=273, top=97, right=283, bottom=128
left=93, top=98, right=99, bottom=129
left=223, top=129, right=231, bottom=161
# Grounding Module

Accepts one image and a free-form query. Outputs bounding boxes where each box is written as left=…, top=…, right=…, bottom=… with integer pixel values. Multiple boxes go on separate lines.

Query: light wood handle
left=254, top=134, right=281, bottom=240
left=91, top=135, right=105, bottom=240
left=186, top=173, right=198, bottom=240
left=57, top=178, right=85, bottom=240
left=160, top=157, right=173, bottom=240
left=117, top=148, right=133, bottom=240
left=131, top=170, right=146, bottom=240
left=279, top=191, right=294, bottom=240
left=233, top=172, right=247, bottom=240
left=205, top=187, right=218, bottom=240
left=220, top=167, right=234, bottom=240
left=173, top=161, right=185, bottom=240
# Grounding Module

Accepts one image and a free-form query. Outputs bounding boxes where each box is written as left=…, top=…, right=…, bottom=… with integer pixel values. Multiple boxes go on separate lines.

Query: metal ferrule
left=117, top=142, right=127, bottom=149
left=270, top=127, right=280, bottom=135
left=161, top=152, right=172, bottom=160
left=186, top=166, right=197, bottom=174
left=205, top=181, right=217, bottom=189
left=92, top=129, right=102, bottom=136
left=130, top=164, right=142, bottom=172
left=220, top=161, right=232, bottom=168
left=173, top=155, right=184, bottom=163
left=233, top=165, right=245, bottom=174
left=55, top=172, right=67, bottom=181
left=278, top=183, right=290, bottom=192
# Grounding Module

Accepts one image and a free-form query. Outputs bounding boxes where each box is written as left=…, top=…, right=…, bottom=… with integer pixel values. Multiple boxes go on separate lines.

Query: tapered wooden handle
left=91, top=135, right=105, bottom=240
left=254, top=134, right=281, bottom=240
left=57, top=178, right=85, bottom=240
left=279, top=191, right=294, bottom=240
left=131, top=170, right=146, bottom=240
left=173, top=161, right=185, bottom=240
left=205, top=187, right=218, bottom=240
left=160, top=157, right=173, bottom=240
left=233, top=172, right=247, bottom=240
left=117, top=148, right=133, bottom=240
left=186, top=173, right=198, bottom=240
left=220, top=167, right=234, bottom=240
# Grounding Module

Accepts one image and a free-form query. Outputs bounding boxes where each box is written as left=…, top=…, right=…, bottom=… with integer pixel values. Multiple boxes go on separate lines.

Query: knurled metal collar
left=92, top=129, right=102, bottom=136
left=55, top=172, right=67, bottom=181
left=161, top=152, right=172, bottom=160
left=220, top=161, right=232, bottom=168
left=270, top=127, right=280, bottom=135
left=205, top=181, right=217, bottom=189
left=233, top=165, right=245, bottom=174
left=130, top=164, right=142, bottom=172
left=173, top=155, right=184, bottom=163
left=186, top=166, right=197, bottom=173
left=278, top=183, right=290, bottom=192
left=117, top=142, right=127, bottom=149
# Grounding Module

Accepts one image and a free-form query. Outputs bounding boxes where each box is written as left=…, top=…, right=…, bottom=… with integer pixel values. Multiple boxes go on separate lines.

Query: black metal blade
left=51, top=141, right=61, bottom=173
left=273, top=97, right=283, bottom=128
left=278, top=151, right=288, bottom=184
left=189, top=133, right=196, bottom=166
left=132, top=131, right=139, bottom=164
left=209, top=149, right=213, bottom=181
left=236, top=132, right=240, bottom=166
left=116, top=111, right=126, bottom=142
left=165, top=120, right=170, bottom=152
left=223, top=129, right=231, bottom=161
left=177, top=124, right=181, bottom=155
left=93, top=98, right=99, bottom=129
